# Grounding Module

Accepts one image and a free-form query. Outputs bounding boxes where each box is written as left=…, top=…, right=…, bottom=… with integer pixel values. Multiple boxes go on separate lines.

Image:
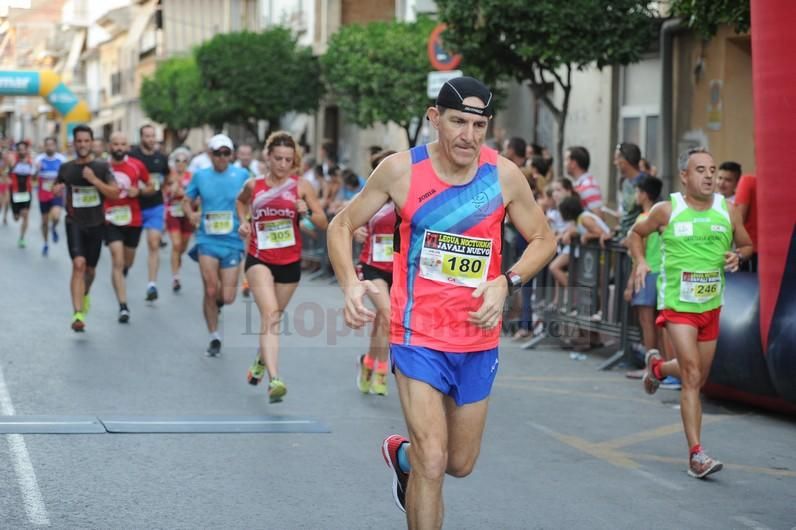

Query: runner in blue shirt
left=183, top=134, right=250, bottom=356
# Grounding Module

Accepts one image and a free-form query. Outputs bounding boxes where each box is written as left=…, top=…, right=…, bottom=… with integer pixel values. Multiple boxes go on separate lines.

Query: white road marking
left=104, top=420, right=313, bottom=425
left=0, top=368, right=50, bottom=526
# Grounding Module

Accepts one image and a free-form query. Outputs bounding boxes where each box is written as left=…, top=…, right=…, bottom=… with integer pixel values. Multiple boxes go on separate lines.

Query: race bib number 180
left=419, top=229, right=492, bottom=288
left=680, top=270, right=721, bottom=304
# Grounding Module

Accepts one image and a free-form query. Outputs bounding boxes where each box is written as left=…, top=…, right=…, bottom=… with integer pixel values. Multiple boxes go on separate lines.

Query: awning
left=126, top=2, right=156, bottom=48
left=63, top=30, right=86, bottom=79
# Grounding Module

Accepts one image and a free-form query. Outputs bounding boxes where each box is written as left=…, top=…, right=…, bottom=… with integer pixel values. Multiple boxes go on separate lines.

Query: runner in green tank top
left=628, top=148, right=753, bottom=480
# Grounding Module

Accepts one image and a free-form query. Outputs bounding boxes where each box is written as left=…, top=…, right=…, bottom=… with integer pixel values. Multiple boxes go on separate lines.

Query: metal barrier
left=508, top=238, right=642, bottom=371
left=300, top=226, right=362, bottom=283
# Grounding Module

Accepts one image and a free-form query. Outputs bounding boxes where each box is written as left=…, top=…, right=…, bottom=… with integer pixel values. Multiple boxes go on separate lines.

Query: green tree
left=195, top=28, right=323, bottom=143
left=140, top=56, right=223, bottom=144
left=321, top=17, right=438, bottom=147
left=436, top=0, right=658, bottom=173
left=670, top=0, right=750, bottom=40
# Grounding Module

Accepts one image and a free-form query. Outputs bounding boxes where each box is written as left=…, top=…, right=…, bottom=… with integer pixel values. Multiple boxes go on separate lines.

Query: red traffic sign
left=427, top=23, right=462, bottom=71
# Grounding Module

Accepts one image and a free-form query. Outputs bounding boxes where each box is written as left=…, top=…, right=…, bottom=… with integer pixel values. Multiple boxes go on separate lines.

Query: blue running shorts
left=390, top=344, right=499, bottom=406
left=188, top=243, right=242, bottom=269
left=141, top=204, right=165, bottom=231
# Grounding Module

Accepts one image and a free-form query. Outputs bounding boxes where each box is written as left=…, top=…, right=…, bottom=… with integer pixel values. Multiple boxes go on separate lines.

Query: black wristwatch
left=504, top=271, right=522, bottom=295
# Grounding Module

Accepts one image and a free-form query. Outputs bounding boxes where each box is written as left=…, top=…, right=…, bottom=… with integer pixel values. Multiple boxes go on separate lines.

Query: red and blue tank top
left=390, top=144, right=505, bottom=352
left=248, top=176, right=302, bottom=265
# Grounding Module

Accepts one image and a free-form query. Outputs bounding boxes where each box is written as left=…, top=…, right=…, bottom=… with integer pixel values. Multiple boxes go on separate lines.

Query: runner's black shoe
left=206, top=339, right=221, bottom=356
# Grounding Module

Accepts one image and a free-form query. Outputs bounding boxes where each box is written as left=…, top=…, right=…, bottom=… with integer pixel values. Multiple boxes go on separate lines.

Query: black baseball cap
left=435, top=76, right=494, bottom=118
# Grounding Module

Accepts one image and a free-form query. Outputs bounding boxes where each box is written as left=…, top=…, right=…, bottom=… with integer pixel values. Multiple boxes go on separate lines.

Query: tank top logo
left=418, top=189, right=437, bottom=203
left=253, top=207, right=295, bottom=220
left=472, top=191, right=488, bottom=212
left=674, top=221, right=693, bottom=237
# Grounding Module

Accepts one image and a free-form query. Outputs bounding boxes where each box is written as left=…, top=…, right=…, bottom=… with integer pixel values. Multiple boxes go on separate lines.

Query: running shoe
left=146, top=285, right=158, bottom=301
left=17, top=238, right=25, bottom=248
left=82, top=294, right=91, bottom=314
left=118, top=308, right=130, bottom=324
left=370, top=371, right=389, bottom=396
left=642, top=349, right=663, bottom=395
left=357, top=354, right=373, bottom=394
left=242, top=278, right=250, bottom=298
left=172, top=278, right=181, bottom=293
left=688, top=451, right=723, bottom=479
left=42, top=244, right=48, bottom=257
left=381, top=434, right=409, bottom=513
left=660, top=376, right=682, bottom=390
left=247, top=357, right=266, bottom=385
left=52, top=226, right=59, bottom=243
left=71, top=312, right=85, bottom=332
left=268, top=378, right=287, bottom=403
left=206, top=338, right=221, bottom=357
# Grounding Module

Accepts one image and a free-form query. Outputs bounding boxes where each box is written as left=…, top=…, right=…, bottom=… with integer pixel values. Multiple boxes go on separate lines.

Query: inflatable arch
left=0, top=69, right=90, bottom=141
left=703, top=0, right=796, bottom=415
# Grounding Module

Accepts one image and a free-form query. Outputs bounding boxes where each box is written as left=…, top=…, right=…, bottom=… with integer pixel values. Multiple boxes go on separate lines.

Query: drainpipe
left=660, top=18, right=685, bottom=190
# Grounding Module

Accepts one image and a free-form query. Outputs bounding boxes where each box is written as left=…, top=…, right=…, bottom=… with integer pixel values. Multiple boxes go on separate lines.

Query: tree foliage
left=436, top=0, right=657, bottom=172
left=195, top=28, right=323, bottom=142
left=322, top=17, right=440, bottom=147
left=140, top=56, right=222, bottom=143
left=670, top=0, right=750, bottom=40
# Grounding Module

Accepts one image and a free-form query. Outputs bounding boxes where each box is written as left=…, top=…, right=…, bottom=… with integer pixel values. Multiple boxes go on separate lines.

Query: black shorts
left=66, top=221, right=105, bottom=268
left=244, top=255, right=301, bottom=284
left=360, top=263, right=393, bottom=289
left=11, top=200, right=30, bottom=216
left=105, top=224, right=143, bottom=249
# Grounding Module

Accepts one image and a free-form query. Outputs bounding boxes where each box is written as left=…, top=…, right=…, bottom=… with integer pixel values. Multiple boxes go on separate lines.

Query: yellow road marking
left=496, top=382, right=655, bottom=407
left=630, top=453, right=796, bottom=478
left=595, top=417, right=725, bottom=450
left=500, top=375, right=622, bottom=383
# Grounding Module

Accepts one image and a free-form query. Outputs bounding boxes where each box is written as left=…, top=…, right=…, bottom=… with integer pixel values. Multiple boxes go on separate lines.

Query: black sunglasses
left=212, top=149, right=232, bottom=157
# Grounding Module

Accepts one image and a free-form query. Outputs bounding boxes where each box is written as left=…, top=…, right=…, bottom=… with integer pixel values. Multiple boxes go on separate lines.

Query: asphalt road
left=0, top=212, right=794, bottom=529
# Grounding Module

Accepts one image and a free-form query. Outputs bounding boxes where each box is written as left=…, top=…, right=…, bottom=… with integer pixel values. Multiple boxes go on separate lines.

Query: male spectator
left=320, top=140, right=337, bottom=178
left=301, top=156, right=321, bottom=194
left=233, top=143, right=260, bottom=177
left=502, top=137, right=527, bottom=168
left=614, top=142, right=647, bottom=239
left=734, top=173, right=758, bottom=269
left=91, top=139, right=108, bottom=161
left=717, top=161, right=741, bottom=204
left=565, top=146, right=603, bottom=217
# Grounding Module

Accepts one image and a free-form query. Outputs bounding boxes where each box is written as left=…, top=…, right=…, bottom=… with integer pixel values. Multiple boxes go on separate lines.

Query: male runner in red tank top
left=328, top=77, right=556, bottom=529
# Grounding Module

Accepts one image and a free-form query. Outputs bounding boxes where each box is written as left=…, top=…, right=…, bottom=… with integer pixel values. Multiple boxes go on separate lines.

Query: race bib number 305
left=256, top=219, right=295, bottom=250
left=419, top=230, right=492, bottom=288
left=680, top=270, right=721, bottom=304
left=72, top=186, right=101, bottom=208
left=204, top=211, right=234, bottom=235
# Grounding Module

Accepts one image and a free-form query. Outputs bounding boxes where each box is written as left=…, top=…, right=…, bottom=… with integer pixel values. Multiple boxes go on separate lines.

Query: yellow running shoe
left=357, top=355, right=373, bottom=394
left=247, top=356, right=265, bottom=386
left=370, top=371, right=389, bottom=396
left=268, top=378, right=287, bottom=403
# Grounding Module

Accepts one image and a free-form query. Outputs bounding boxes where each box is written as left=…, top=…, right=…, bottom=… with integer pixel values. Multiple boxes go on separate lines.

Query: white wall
left=561, top=65, right=615, bottom=192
